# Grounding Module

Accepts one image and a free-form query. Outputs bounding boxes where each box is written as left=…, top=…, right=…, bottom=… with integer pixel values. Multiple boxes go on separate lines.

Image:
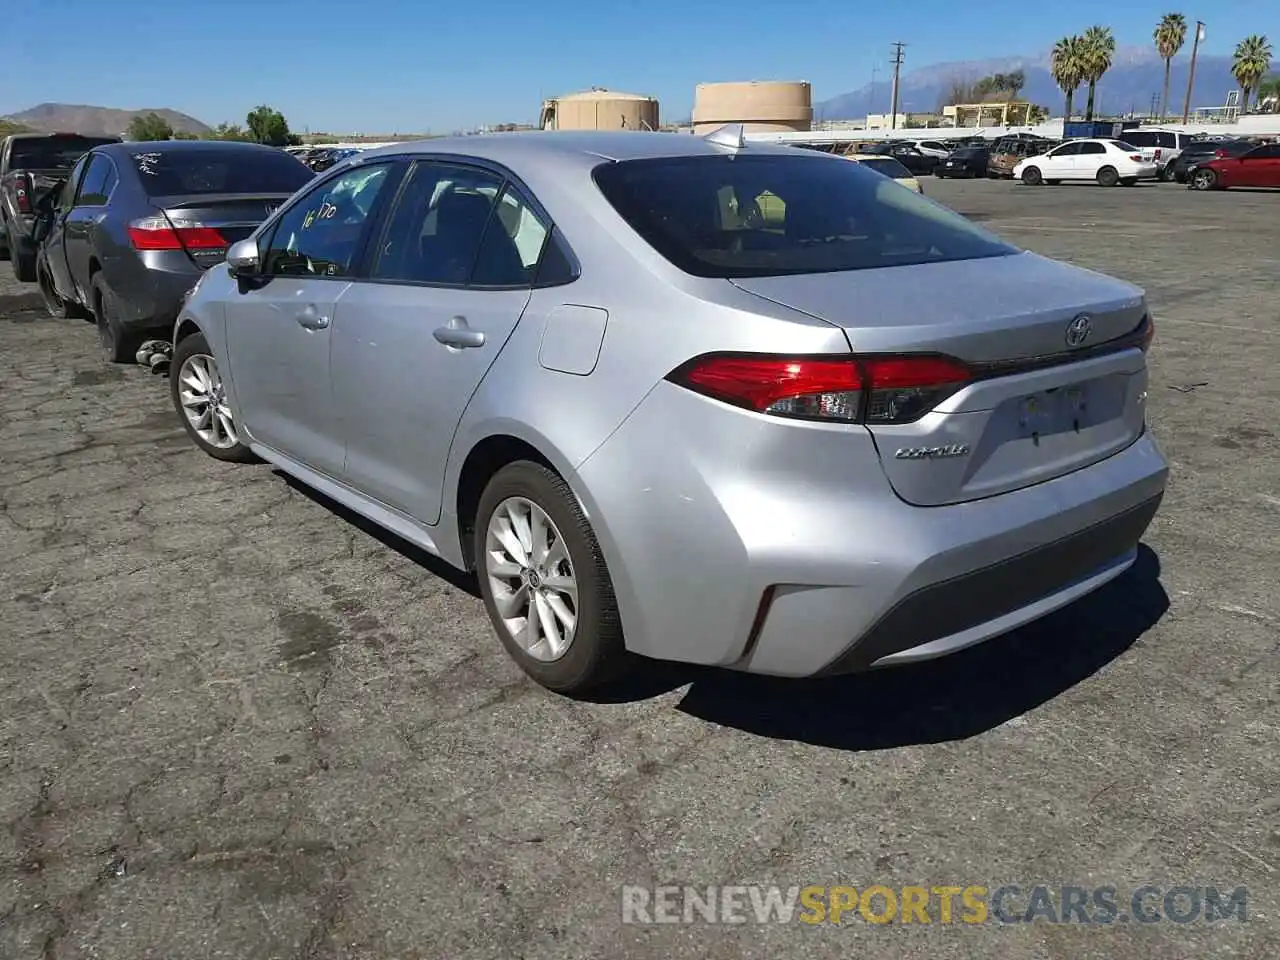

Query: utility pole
left=1182, top=21, right=1205, bottom=124
left=889, top=42, right=906, bottom=130
left=1149, top=92, right=1159, bottom=119
left=870, top=65, right=879, bottom=118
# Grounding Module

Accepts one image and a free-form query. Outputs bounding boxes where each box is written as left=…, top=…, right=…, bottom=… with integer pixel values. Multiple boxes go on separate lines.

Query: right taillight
left=666, top=353, right=971, bottom=425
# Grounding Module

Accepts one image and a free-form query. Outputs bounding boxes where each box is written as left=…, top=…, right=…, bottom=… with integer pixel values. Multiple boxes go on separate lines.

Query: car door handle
left=433, top=316, right=485, bottom=349
left=295, top=308, right=330, bottom=330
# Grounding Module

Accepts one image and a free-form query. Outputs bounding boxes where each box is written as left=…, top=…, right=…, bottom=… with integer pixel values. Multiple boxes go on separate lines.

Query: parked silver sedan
left=170, top=127, right=1168, bottom=693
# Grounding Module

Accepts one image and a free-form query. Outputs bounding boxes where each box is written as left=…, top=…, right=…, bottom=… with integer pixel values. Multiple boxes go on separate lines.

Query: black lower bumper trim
left=816, top=493, right=1163, bottom=675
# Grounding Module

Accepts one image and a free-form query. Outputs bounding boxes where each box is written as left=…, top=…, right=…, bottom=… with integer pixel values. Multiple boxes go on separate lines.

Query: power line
left=889, top=42, right=906, bottom=130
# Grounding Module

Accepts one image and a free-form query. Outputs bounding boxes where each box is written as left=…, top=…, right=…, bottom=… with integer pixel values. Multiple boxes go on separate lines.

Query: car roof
left=96, top=140, right=287, bottom=159
left=356, top=130, right=804, bottom=168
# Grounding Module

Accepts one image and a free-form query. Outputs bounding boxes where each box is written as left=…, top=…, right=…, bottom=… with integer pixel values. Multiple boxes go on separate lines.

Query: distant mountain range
left=816, top=46, right=1243, bottom=120
left=0, top=103, right=211, bottom=137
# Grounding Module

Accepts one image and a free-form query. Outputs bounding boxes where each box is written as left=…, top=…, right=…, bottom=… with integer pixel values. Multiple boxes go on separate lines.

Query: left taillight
left=14, top=175, right=32, bottom=213
left=665, top=353, right=972, bottom=425
left=127, top=216, right=227, bottom=251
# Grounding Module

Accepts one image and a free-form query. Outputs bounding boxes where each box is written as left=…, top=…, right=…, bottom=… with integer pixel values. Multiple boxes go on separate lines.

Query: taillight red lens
left=128, top=216, right=227, bottom=251
left=1214, top=149, right=1227, bottom=158
left=1129, top=155, right=1143, bottom=162
left=14, top=176, right=31, bottom=213
left=667, top=353, right=971, bottom=424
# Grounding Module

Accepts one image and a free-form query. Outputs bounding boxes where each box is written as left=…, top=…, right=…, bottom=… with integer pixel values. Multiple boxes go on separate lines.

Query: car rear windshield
left=951, top=147, right=986, bottom=157
left=854, top=156, right=912, bottom=179
left=130, top=148, right=314, bottom=196
left=591, top=154, right=1017, bottom=279
left=8, top=136, right=118, bottom=171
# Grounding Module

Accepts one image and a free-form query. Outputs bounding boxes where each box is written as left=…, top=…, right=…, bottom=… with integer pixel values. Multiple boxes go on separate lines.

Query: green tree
left=246, top=105, right=292, bottom=146
left=1232, top=35, right=1273, bottom=112
left=203, top=122, right=253, bottom=141
left=1052, top=35, right=1087, bottom=120
left=172, top=130, right=199, bottom=140
left=1153, top=14, right=1188, bottom=121
left=127, top=111, right=174, bottom=141
left=1081, top=25, right=1116, bottom=121
left=1258, top=73, right=1280, bottom=112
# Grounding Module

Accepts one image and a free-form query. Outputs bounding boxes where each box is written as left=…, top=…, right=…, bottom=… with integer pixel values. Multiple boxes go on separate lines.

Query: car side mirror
left=226, top=238, right=259, bottom=277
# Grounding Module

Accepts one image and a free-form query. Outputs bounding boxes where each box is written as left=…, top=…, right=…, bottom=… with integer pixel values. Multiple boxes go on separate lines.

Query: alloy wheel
left=484, top=496, right=579, bottom=662
left=176, top=353, right=240, bottom=449
left=1192, top=170, right=1215, bottom=191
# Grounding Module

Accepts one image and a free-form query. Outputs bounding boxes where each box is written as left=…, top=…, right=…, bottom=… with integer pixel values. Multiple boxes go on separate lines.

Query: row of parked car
left=0, top=131, right=319, bottom=359
left=801, top=130, right=1280, bottom=191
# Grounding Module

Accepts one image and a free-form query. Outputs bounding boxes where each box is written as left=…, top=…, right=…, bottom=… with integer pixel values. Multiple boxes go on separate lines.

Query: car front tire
left=475, top=461, right=628, bottom=694
left=1021, top=166, right=1042, bottom=185
left=170, top=331, right=258, bottom=463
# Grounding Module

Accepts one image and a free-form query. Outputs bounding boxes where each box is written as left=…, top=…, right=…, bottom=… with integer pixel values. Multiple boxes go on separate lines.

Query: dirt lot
left=2, top=178, right=1278, bottom=959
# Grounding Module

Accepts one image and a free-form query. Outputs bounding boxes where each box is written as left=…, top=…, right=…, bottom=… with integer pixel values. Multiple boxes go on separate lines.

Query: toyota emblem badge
left=1065, top=313, right=1092, bottom=347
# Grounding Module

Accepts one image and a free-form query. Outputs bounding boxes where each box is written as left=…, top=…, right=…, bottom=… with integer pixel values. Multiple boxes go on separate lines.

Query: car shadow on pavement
left=603, top=545, right=1168, bottom=751
left=275, top=471, right=482, bottom=597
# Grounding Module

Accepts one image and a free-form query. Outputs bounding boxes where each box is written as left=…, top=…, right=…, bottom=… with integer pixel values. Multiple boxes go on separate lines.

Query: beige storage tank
left=692, top=80, right=813, bottom=134
left=540, top=88, right=660, bottom=131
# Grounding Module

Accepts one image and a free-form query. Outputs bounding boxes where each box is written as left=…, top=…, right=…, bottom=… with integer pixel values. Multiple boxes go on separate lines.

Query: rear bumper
left=814, top=493, right=1160, bottom=674
left=573, top=382, right=1169, bottom=678
left=104, top=254, right=202, bottom=329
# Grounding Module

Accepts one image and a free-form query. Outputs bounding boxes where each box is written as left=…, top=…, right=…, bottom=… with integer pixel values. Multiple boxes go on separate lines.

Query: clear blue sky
left=2, top=0, right=1275, bottom=132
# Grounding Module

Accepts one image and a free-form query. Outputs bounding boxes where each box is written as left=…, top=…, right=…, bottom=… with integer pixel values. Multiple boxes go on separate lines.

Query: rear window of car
left=853, top=156, right=913, bottom=179
left=130, top=148, right=314, bottom=196
left=951, top=147, right=986, bottom=158
left=9, top=136, right=119, bottom=170
left=591, top=153, right=1017, bottom=279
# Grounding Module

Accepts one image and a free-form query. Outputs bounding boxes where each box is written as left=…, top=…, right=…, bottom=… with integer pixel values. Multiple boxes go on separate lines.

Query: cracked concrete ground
left=1, top=178, right=1278, bottom=959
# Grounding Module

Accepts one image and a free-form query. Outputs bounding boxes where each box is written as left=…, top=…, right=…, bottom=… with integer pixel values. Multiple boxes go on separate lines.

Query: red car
left=1189, top=141, right=1280, bottom=190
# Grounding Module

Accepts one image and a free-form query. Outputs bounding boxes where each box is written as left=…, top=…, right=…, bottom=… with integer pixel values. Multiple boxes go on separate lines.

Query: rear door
left=63, top=153, right=118, bottom=296
left=1074, top=140, right=1108, bottom=177
left=331, top=160, right=545, bottom=523
left=44, top=154, right=90, bottom=303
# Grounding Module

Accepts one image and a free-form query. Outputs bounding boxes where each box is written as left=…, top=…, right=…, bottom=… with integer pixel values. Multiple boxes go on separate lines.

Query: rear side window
left=8, top=136, right=118, bottom=170
left=75, top=154, right=118, bottom=206
left=131, top=148, right=314, bottom=196
left=1080, top=142, right=1107, bottom=155
left=854, top=157, right=912, bottom=179
left=591, top=154, right=1016, bottom=279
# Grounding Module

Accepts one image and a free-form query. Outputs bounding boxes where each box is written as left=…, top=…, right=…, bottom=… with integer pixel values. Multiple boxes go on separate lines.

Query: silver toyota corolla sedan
left=169, top=127, right=1168, bottom=693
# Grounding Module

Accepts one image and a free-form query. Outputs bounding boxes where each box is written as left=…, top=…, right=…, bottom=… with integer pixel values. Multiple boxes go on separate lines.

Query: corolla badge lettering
left=894, top=444, right=971, bottom=460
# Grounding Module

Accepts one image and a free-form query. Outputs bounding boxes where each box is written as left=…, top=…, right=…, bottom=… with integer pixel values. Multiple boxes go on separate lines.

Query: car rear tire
left=475, top=461, right=628, bottom=695
left=92, top=274, right=141, bottom=364
left=1191, top=169, right=1218, bottom=191
left=37, top=256, right=88, bottom=320
left=170, top=331, right=258, bottom=463
left=1021, top=166, right=1043, bottom=186
left=1096, top=166, right=1120, bottom=187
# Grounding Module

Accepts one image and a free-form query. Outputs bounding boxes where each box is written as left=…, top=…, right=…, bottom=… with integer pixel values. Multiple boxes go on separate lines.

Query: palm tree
left=1232, top=35, right=1273, bottom=112
left=1052, top=36, right=1086, bottom=120
left=1153, top=14, right=1188, bottom=120
left=1005, top=68, right=1027, bottom=100
left=1081, top=25, right=1117, bottom=121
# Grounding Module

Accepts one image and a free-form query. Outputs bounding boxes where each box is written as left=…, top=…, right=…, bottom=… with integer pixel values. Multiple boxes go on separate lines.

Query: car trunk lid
left=141, top=193, right=293, bottom=268
left=729, top=252, right=1152, bottom=506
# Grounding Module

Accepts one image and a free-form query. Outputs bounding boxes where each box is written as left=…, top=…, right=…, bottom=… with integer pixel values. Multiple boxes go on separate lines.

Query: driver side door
left=43, top=154, right=90, bottom=305
left=222, top=160, right=404, bottom=479
left=1041, top=142, right=1081, bottom=178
